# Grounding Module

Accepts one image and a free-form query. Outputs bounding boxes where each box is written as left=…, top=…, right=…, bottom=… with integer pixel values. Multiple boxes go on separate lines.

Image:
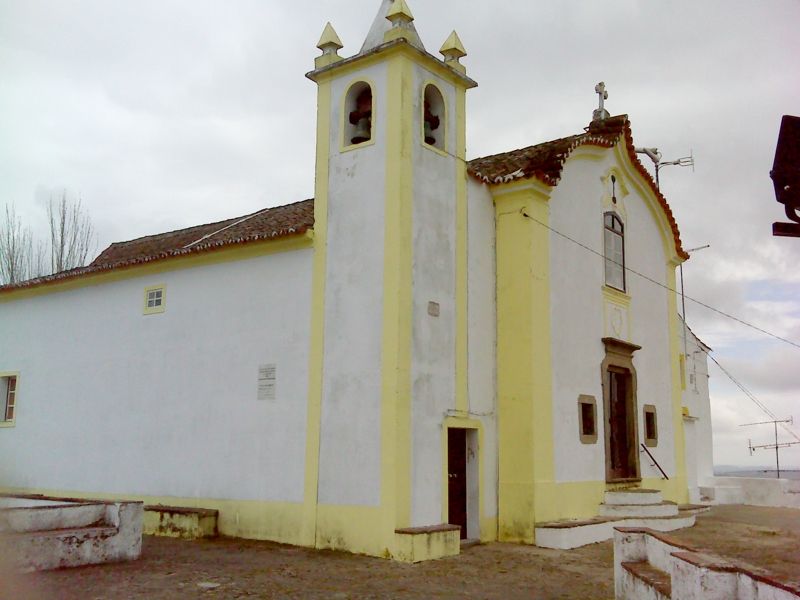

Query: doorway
left=601, top=337, right=641, bottom=482
left=607, top=367, right=637, bottom=480
left=447, top=428, right=467, bottom=539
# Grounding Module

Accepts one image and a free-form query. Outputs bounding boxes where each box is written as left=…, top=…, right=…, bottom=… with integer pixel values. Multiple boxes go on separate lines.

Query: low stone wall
left=614, top=527, right=800, bottom=599
left=707, top=477, right=800, bottom=508
left=0, top=494, right=143, bottom=572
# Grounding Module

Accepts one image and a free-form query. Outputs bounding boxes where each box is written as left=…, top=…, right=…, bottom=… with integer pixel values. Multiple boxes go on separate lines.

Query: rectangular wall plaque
left=257, top=364, right=277, bottom=401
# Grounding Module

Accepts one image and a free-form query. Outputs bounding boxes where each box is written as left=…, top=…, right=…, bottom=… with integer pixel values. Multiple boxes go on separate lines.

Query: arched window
left=345, top=82, right=373, bottom=146
left=604, top=212, right=625, bottom=291
left=422, top=84, right=445, bottom=150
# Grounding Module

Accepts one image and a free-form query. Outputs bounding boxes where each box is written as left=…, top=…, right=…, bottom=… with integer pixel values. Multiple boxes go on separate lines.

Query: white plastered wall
left=0, top=250, right=313, bottom=503
left=680, top=322, right=714, bottom=498
left=466, top=178, right=498, bottom=522
left=317, top=62, right=388, bottom=507
left=409, top=65, right=457, bottom=527
left=549, top=147, right=677, bottom=483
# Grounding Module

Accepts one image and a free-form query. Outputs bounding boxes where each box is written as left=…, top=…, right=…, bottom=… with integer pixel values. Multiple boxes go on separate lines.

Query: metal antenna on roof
left=741, top=418, right=799, bottom=479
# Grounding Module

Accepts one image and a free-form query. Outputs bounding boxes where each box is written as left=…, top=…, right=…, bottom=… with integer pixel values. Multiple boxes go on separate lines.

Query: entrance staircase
left=535, top=489, right=708, bottom=550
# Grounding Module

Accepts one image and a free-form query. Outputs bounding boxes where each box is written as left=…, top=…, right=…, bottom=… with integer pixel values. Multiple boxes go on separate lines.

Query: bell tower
left=305, top=0, right=478, bottom=558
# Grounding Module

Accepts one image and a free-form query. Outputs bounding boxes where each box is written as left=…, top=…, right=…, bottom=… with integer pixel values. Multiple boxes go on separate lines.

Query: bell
left=424, top=121, right=436, bottom=146
left=351, top=117, right=371, bottom=144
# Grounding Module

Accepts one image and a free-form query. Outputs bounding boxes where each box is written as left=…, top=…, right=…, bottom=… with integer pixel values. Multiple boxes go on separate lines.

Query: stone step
left=0, top=502, right=107, bottom=533
left=144, top=505, right=218, bottom=540
left=599, top=501, right=678, bottom=518
left=621, top=561, right=671, bottom=600
left=534, top=513, right=695, bottom=550
left=605, top=489, right=663, bottom=505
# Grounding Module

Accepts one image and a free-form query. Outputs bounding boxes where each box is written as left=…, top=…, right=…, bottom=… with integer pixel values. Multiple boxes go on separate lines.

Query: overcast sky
left=1, top=1, right=798, bottom=469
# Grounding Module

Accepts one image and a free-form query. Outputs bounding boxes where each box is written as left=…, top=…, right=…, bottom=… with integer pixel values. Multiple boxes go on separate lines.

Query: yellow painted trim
left=494, top=185, right=555, bottom=542
left=490, top=177, right=552, bottom=199
left=568, top=145, right=607, bottom=162
left=340, top=77, right=379, bottom=153
left=454, top=83, right=468, bottom=414
left=308, top=42, right=477, bottom=91
left=602, top=284, right=631, bottom=306
left=379, top=53, right=414, bottom=543
left=0, top=371, right=19, bottom=427
left=316, top=504, right=389, bottom=558
left=302, top=74, right=333, bottom=549
left=420, top=80, right=448, bottom=155
left=0, top=486, right=306, bottom=545
left=0, top=233, right=314, bottom=303
left=612, top=143, right=683, bottom=265
left=441, top=417, right=487, bottom=540
left=667, top=265, right=689, bottom=502
left=142, top=284, right=166, bottom=315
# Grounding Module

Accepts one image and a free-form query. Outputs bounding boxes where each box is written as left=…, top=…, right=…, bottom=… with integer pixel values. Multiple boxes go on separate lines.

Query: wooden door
left=607, top=368, right=637, bottom=480
left=447, top=428, right=467, bottom=539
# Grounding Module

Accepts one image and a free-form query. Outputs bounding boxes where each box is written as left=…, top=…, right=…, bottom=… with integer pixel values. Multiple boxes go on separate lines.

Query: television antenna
left=741, top=417, right=800, bottom=478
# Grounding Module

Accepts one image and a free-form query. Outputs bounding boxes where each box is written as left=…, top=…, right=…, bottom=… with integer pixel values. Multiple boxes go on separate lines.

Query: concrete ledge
left=1, top=500, right=143, bottom=573
left=599, top=501, right=678, bottom=518
left=144, top=504, right=218, bottom=540
left=622, top=561, right=671, bottom=598
left=535, top=514, right=695, bottom=550
left=605, top=489, right=663, bottom=505
left=615, top=527, right=800, bottom=599
left=393, top=524, right=460, bottom=563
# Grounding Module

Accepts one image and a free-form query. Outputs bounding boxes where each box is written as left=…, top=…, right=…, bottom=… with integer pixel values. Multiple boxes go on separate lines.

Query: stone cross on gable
left=593, top=81, right=610, bottom=122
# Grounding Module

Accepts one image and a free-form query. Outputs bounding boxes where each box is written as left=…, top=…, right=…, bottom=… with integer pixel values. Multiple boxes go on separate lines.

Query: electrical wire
left=520, top=210, right=800, bottom=351
left=701, top=349, right=800, bottom=443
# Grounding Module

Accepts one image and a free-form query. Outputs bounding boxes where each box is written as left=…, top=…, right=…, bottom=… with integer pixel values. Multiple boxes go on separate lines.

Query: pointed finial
left=384, top=0, right=415, bottom=42
left=386, top=0, right=414, bottom=26
left=315, top=22, right=344, bottom=68
left=440, top=30, right=467, bottom=73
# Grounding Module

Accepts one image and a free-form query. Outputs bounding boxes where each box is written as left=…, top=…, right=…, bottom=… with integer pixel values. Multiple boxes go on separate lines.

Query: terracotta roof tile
left=467, top=115, right=688, bottom=259
left=0, top=116, right=688, bottom=295
left=0, top=199, right=314, bottom=293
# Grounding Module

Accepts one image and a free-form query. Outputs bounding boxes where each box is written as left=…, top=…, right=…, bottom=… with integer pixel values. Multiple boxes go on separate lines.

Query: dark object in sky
left=771, top=115, right=800, bottom=237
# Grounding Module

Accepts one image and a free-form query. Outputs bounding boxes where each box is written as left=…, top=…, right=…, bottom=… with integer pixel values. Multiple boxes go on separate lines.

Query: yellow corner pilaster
left=302, top=75, right=332, bottom=549
left=666, top=262, right=689, bottom=503
left=494, top=183, right=555, bottom=542
left=380, top=53, right=414, bottom=545
left=454, top=84, right=469, bottom=414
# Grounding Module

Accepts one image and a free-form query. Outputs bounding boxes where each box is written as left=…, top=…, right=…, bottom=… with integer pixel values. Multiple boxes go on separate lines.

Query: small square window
left=643, top=404, right=658, bottom=447
left=1, top=373, right=19, bottom=426
left=578, top=395, right=598, bottom=444
left=143, top=285, right=166, bottom=315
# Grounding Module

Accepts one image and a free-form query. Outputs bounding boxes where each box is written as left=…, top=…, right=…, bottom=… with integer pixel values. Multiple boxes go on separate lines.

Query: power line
left=703, top=350, right=800, bottom=443
left=520, top=210, right=800, bottom=351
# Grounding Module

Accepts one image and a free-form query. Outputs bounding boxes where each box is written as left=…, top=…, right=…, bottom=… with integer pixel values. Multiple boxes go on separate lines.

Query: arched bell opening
left=423, top=84, right=445, bottom=151
left=345, top=82, right=373, bottom=146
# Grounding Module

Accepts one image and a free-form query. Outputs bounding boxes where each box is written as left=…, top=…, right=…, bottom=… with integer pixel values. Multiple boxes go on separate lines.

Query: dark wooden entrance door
left=447, top=428, right=467, bottom=539
left=607, top=367, right=637, bottom=480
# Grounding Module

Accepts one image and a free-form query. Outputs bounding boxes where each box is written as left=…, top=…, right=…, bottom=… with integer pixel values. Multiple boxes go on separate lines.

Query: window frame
left=577, top=394, right=598, bottom=444
left=604, top=212, right=626, bottom=292
left=1, top=372, right=19, bottom=427
left=143, top=284, right=167, bottom=315
left=643, top=404, right=658, bottom=447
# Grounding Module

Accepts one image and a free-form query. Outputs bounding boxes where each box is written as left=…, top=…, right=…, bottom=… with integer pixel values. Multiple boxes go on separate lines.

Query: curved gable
left=468, top=115, right=688, bottom=260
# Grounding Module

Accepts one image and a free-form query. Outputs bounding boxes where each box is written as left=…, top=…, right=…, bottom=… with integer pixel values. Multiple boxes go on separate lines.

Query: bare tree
left=48, top=191, right=96, bottom=274
left=1, top=192, right=97, bottom=286
left=0, top=205, right=36, bottom=285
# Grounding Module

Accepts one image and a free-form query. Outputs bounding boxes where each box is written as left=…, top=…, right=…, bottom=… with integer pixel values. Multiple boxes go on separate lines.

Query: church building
left=0, top=0, right=696, bottom=561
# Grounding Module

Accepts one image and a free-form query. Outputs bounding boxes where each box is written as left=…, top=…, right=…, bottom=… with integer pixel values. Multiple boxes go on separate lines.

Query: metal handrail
left=640, top=443, right=669, bottom=480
